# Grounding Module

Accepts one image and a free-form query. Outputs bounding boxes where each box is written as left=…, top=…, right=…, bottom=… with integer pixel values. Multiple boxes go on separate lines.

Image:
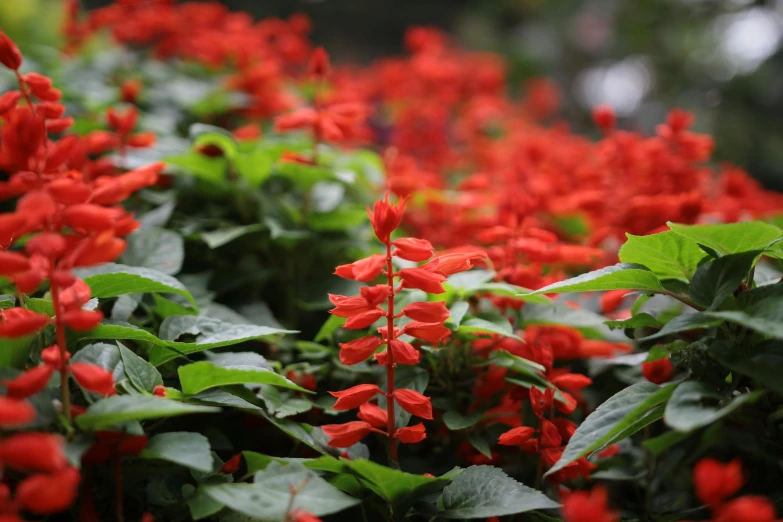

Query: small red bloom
left=392, top=238, right=433, bottom=262
left=69, top=362, right=115, bottom=395
left=561, top=486, right=619, bottom=522
left=392, top=388, right=433, bottom=420
left=62, top=309, right=104, bottom=331
left=592, top=104, right=616, bottom=132
left=715, top=496, right=777, bottom=522
left=367, top=193, right=405, bottom=243
left=402, top=301, right=449, bottom=323
left=4, top=364, right=54, bottom=399
left=0, top=309, right=50, bottom=338
left=550, top=373, right=592, bottom=391
left=693, top=458, right=744, bottom=508
left=357, top=402, right=388, bottom=428
left=330, top=384, right=382, bottom=410
left=334, top=255, right=385, bottom=282
left=309, top=46, right=330, bottom=77
left=0, top=251, right=30, bottom=275
left=641, top=358, right=673, bottom=385
left=0, top=32, right=22, bottom=70
left=16, top=467, right=80, bottom=515
left=321, top=421, right=373, bottom=448
left=0, top=396, right=35, bottom=427
left=388, top=340, right=420, bottom=365
left=339, top=336, right=382, bottom=365
left=599, top=289, right=627, bottom=314
left=498, top=426, right=535, bottom=446
left=289, top=509, right=323, bottom=522
left=153, top=385, right=166, bottom=397
left=221, top=453, right=243, bottom=474
left=425, top=251, right=487, bottom=276
left=396, top=423, right=426, bottom=443
left=343, top=309, right=384, bottom=329
left=1, top=432, right=67, bottom=472
left=401, top=321, right=451, bottom=343
left=398, top=267, right=446, bottom=294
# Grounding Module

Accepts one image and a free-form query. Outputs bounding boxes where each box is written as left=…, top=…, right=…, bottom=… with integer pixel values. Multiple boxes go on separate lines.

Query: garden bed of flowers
left=0, top=1, right=782, bottom=521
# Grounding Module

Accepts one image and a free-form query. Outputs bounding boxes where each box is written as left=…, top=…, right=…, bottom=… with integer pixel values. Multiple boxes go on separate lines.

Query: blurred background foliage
left=3, top=0, right=783, bottom=190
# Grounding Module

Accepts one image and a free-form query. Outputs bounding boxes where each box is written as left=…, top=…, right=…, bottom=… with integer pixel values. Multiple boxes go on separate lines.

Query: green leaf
left=688, top=251, right=760, bottom=309
left=75, top=396, right=219, bottom=430
left=664, top=381, right=763, bottom=432
left=201, top=224, right=265, bottom=249
left=141, top=432, right=214, bottom=472
left=479, top=283, right=551, bottom=304
left=640, top=313, right=723, bottom=341
left=0, top=335, right=36, bottom=369
left=204, top=462, right=358, bottom=519
left=642, top=430, right=691, bottom=456
left=118, top=343, right=162, bottom=392
left=314, top=314, right=345, bottom=343
left=459, top=317, right=523, bottom=341
left=619, top=231, right=707, bottom=282
left=446, top=270, right=495, bottom=293
left=0, top=295, right=14, bottom=308
left=308, top=206, right=367, bottom=232
left=667, top=221, right=782, bottom=256
left=178, top=361, right=310, bottom=395
left=545, top=382, right=675, bottom=477
left=710, top=340, right=783, bottom=394
left=703, top=298, right=783, bottom=339
left=275, top=162, right=337, bottom=190
left=429, top=466, right=559, bottom=518
left=605, top=313, right=663, bottom=330
left=122, top=227, right=184, bottom=276
left=165, top=152, right=226, bottom=182
left=233, top=148, right=274, bottom=187
left=343, top=458, right=447, bottom=506
left=75, top=263, right=196, bottom=306
left=446, top=301, right=470, bottom=329
left=190, top=124, right=239, bottom=159
left=443, top=410, right=483, bottom=431
left=530, top=263, right=663, bottom=295
left=486, top=350, right=550, bottom=391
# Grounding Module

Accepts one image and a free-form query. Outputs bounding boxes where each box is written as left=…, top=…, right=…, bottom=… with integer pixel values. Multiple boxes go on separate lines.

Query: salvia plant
left=0, top=1, right=779, bottom=522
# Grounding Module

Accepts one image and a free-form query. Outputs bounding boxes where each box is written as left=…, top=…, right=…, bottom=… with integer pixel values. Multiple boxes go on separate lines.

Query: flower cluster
left=321, top=194, right=486, bottom=461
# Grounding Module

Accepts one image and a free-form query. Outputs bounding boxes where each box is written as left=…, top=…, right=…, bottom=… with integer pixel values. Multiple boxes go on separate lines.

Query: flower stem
left=49, top=276, right=72, bottom=426
left=385, top=241, right=398, bottom=464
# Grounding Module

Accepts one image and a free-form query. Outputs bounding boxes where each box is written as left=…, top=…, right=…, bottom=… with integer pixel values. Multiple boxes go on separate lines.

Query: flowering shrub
left=0, top=1, right=781, bottom=521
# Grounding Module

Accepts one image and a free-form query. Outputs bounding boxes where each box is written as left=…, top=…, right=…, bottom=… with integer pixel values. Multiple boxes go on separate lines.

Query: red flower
left=343, top=309, right=384, bottom=329
left=550, top=373, right=592, bottom=391
left=1, top=432, right=67, bottom=472
left=16, top=467, right=80, bottom=515
left=3, top=364, right=54, bottom=399
left=401, top=321, right=451, bottom=343
left=0, top=396, right=35, bottom=427
left=330, top=384, right=382, bottom=410
left=0, top=309, right=50, bottom=338
left=392, top=388, right=433, bottom=419
left=388, top=340, right=420, bottom=365
left=693, top=458, right=744, bottom=508
left=397, top=423, right=426, bottom=443
left=321, top=421, right=373, bottom=448
left=0, top=251, right=29, bottom=275
left=367, top=193, right=405, bottom=243
left=329, top=294, right=376, bottom=318
left=641, top=358, right=673, bottom=385
left=334, top=255, right=385, bottom=282
left=592, top=104, right=616, bottom=132
left=357, top=402, right=388, bottom=427
left=309, top=46, right=330, bottom=77
left=561, top=486, right=619, bottom=522
left=425, top=251, right=487, bottom=276
left=0, top=31, right=22, bottom=70
left=339, top=336, right=382, bottom=365
left=221, top=453, right=243, bottom=474
left=392, top=238, right=433, bottom=262
left=289, top=509, right=323, bottom=522
left=715, top=496, right=777, bottom=522
left=498, top=426, right=535, bottom=446
left=398, top=266, right=446, bottom=294
left=62, top=309, right=103, bottom=331
left=69, top=363, right=115, bottom=395
left=153, top=385, right=166, bottom=397
left=402, top=301, right=449, bottom=323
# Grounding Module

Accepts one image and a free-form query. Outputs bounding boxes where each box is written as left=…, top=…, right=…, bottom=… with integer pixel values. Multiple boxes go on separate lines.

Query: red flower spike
left=0, top=251, right=30, bottom=275
left=4, top=364, right=54, bottom=399
left=321, top=421, right=373, bottom=448
left=402, top=301, right=449, bottom=323
left=0, top=308, right=50, bottom=338
left=329, top=384, right=382, bottom=410
left=367, top=193, right=405, bottom=243
left=344, top=309, right=384, bottom=329
left=642, top=358, right=673, bottom=384
left=398, top=266, right=447, bottom=294
left=334, top=254, right=385, bottom=282
left=0, top=396, right=35, bottom=427
left=16, top=467, right=80, bottom=515
left=401, top=321, right=451, bottom=343
left=0, top=90, right=21, bottom=114
left=561, top=486, right=619, bottom=522
left=69, top=362, right=115, bottom=396
left=62, top=309, right=104, bottom=331
left=392, top=238, right=434, bottom=262
left=357, top=402, right=388, bottom=428
left=397, top=423, right=427, bottom=443
left=498, top=426, right=535, bottom=446
left=1, top=432, right=67, bottom=472
left=221, top=453, right=243, bottom=474
left=0, top=32, right=22, bottom=70
left=693, top=458, right=744, bottom=507
left=389, top=340, right=420, bottom=365
left=392, top=389, right=433, bottom=419
left=339, top=336, right=382, bottom=365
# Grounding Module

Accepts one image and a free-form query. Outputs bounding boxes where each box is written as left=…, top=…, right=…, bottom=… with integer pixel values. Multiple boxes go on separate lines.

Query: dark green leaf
left=75, top=396, right=219, bottom=430
left=178, top=361, right=310, bottom=395
left=664, top=381, right=763, bottom=432
left=443, top=410, right=483, bottom=431
left=710, top=340, right=783, bottom=394
left=122, top=227, right=184, bottom=276
left=689, top=251, right=760, bottom=309
left=141, top=432, right=214, bottom=472
left=640, top=313, right=722, bottom=341
left=75, top=263, right=196, bottom=306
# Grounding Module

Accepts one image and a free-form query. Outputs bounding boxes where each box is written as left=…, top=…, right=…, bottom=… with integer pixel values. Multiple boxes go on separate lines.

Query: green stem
left=660, top=290, right=705, bottom=311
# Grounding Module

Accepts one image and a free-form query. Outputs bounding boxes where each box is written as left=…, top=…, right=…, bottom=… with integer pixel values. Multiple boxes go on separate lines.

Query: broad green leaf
left=443, top=410, right=483, bottom=431
left=704, top=297, right=783, bottom=339
left=258, top=386, right=312, bottom=418
left=545, top=382, right=674, bottom=476
left=0, top=335, right=37, bottom=369
left=118, top=343, right=163, bottom=392
left=710, top=340, right=783, bottom=394
left=667, top=221, right=782, bottom=256
left=642, top=430, right=691, bottom=456
left=605, top=313, right=663, bottom=330
left=459, top=317, right=523, bottom=341
left=343, top=458, right=448, bottom=506
left=204, top=462, right=358, bottom=519
left=308, top=206, right=367, bottom=232
left=735, top=281, right=783, bottom=310
left=432, top=465, right=559, bottom=518
left=178, top=361, right=310, bottom=395
left=446, top=301, right=470, bottom=329
left=640, top=313, right=722, bottom=341
left=478, top=283, right=551, bottom=304
left=141, top=432, right=213, bottom=472
left=275, top=162, right=336, bottom=190
left=78, top=322, right=294, bottom=367
left=664, top=381, right=763, bottom=432
left=75, top=263, right=196, bottom=306
left=190, top=124, right=239, bottom=159
left=446, top=270, right=495, bottom=292
left=75, top=396, right=219, bottom=430
left=619, top=231, right=707, bottom=282
left=165, top=152, right=226, bottom=182
left=486, top=351, right=550, bottom=390
left=688, top=251, right=760, bottom=309
left=201, top=224, right=264, bottom=249
left=122, top=227, right=184, bottom=276
left=233, top=148, right=274, bottom=187
left=0, top=295, right=14, bottom=308
left=530, top=263, right=663, bottom=295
